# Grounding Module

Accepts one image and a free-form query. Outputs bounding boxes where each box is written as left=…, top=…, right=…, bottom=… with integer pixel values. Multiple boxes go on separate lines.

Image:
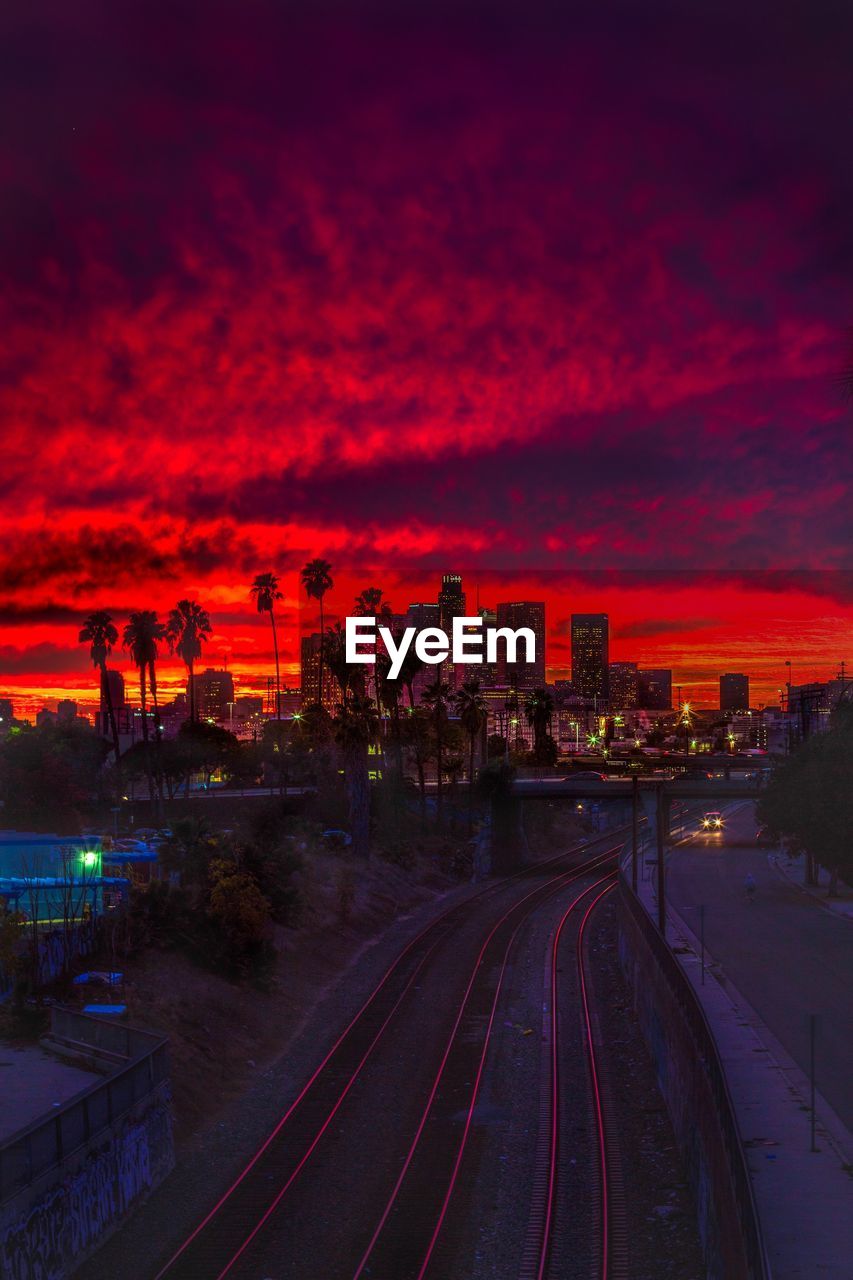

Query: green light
left=82, top=851, right=98, bottom=868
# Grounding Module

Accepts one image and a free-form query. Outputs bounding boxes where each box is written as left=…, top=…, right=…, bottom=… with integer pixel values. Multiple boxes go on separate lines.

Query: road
left=666, top=802, right=853, bottom=1134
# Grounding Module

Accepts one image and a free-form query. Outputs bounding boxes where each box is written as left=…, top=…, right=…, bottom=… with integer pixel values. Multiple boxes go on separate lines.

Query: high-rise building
left=438, top=574, right=466, bottom=690
left=191, top=668, right=235, bottom=721
left=720, top=673, right=750, bottom=712
left=0, top=698, right=13, bottom=725
left=571, top=614, right=609, bottom=704
left=608, top=662, right=639, bottom=710
left=638, top=668, right=673, bottom=711
left=405, top=601, right=441, bottom=630
left=57, top=699, right=78, bottom=725
left=300, top=634, right=339, bottom=713
left=496, top=602, right=546, bottom=688
left=438, top=574, right=465, bottom=632
left=477, top=607, right=499, bottom=686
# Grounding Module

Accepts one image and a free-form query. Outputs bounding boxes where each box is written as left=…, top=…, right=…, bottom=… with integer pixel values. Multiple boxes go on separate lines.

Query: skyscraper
left=638, top=668, right=673, bottom=711
left=608, top=661, right=638, bottom=710
left=438, top=574, right=465, bottom=631
left=720, top=673, right=750, bottom=712
left=438, top=574, right=466, bottom=690
left=191, top=668, right=235, bottom=721
left=300, top=634, right=339, bottom=713
left=571, top=614, right=609, bottom=704
left=496, top=601, right=546, bottom=688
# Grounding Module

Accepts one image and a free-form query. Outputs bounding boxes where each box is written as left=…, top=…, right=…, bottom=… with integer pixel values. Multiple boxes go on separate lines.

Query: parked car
left=754, top=824, right=776, bottom=847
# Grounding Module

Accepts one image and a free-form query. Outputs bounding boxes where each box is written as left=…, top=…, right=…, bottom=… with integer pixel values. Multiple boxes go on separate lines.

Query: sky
left=1, top=0, right=851, bottom=716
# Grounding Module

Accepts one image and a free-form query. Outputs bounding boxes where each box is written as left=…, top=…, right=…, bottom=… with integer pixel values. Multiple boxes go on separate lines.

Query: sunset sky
left=1, top=1, right=851, bottom=716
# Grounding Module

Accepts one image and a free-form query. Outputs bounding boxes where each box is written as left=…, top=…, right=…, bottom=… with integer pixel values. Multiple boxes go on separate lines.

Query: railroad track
left=520, top=873, right=627, bottom=1280
left=152, top=832, right=625, bottom=1280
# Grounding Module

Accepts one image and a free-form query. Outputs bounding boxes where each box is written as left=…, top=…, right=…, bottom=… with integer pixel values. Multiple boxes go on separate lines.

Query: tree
left=353, top=587, right=392, bottom=703
left=301, top=559, right=334, bottom=708
left=123, top=610, right=166, bottom=805
left=455, top=679, right=486, bottom=829
left=0, top=721, right=109, bottom=827
left=334, top=694, right=378, bottom=858
left=207, top=858, right=273, bottom=975
left=78, top=610, right=122, bottom=783
left=423, top=678, right=451, bottom=824
left=376, top=652, right=404, bottom=779
left=166, top=599, right=212, bottom=723
left=398, top=647, right=427, bottom=816
left=250, top=572, right=283, bottom=720
left=757, top=705, right=853, bottom=894
left=324, top=621, right=361, bottom=705
left=525, top=688, right=555, bottom=764
left=160, top=816, right=217, bottom=890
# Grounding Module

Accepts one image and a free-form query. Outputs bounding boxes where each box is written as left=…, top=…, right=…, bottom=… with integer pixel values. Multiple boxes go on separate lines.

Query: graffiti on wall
left=1, top=1101, right=172, bottom=1280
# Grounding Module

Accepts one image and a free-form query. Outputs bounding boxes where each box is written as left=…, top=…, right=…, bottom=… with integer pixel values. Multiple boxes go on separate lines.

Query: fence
left=0, top=1009, right=170, bottom=1205
left=620, top=876, right=771, bottom=1280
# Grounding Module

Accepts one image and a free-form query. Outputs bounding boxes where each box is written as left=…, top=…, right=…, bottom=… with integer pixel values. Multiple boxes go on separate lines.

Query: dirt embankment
left=109, top=849, right=455, bottom=1142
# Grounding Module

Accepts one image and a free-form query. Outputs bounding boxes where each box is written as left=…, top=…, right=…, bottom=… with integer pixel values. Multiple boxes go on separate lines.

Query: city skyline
left=3, top=567, right=850, bottom=719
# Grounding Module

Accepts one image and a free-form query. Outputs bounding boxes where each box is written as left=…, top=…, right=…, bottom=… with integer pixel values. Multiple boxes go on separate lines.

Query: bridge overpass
left=513, top=777, right=762, bottom=802
left=510, top=775, right=762, bottom=850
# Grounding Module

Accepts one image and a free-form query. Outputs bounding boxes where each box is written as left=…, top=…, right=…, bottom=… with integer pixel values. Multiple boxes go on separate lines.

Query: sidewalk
left=629, top=826, right=853, bottom=1280
left=769, top=853, right=853, bottom=921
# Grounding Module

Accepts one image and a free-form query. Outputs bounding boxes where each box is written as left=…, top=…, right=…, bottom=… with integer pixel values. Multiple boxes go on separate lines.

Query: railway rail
left=153, top=833, right=627, bottom=1280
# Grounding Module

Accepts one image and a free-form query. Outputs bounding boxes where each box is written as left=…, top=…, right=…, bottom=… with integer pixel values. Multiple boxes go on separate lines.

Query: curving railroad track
left=152, top=833, right=626, bottom=1280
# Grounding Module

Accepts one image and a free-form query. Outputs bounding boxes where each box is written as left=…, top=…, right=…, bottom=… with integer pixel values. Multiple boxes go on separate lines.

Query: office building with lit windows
left=571, top=614, right=609, bottom=704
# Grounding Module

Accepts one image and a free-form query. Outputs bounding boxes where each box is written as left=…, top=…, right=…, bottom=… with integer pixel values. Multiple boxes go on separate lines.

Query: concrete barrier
left=0, top=1010, right=174, bottom=1279
left=618, top=880, right=770, bottom=1280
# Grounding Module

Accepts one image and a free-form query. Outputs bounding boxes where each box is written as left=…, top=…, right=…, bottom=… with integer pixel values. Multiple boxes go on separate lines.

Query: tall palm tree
left=250, top=572, right=283, bottom=720
left=301, top=559, right=334, bottom=709
left=423, top=677, right=451, bottom=824
left=398, top=647, right=427, bottom=815
left=79, top=610, right=122, bottom=779
left=354, top=586, right=384, bottom=617
left=455, top=678, right=487, bottom=827
left=376, top=652, right=404, bottom=778
left=333, top=693, right=378, bottom=858
left=324, top=621, right=360, bottom=706
left=123, top=610, right=166, bottom=805
left=524, top=688, right=555, bottom=762
left=166, top=599, right=212, bottom=723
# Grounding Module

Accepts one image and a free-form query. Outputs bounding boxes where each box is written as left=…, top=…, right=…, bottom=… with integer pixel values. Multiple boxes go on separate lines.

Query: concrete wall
left=619, top=884, right=764, bottom=1280
left=0, top=1014, right=175, bottom=1279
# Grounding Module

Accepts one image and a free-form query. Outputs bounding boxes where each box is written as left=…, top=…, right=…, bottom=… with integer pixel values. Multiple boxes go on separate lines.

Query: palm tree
left=334, top=693, right=378, bottom=858
left=354, top=586, right=384, bottom=617
left=455, top=678, right=487, bottom=827
left=524, top=688, right=555, bottom=763
left=123, top=610, right=166, bottom=805
left=376, top=652, right=404, bottom=778
left=166, top=599, right=212, bottom=723
left=301, top=559, right=334, bottom=709
left=250, top=572, right=283, bottom=720
left=78, top=610, right=122, bottom=781
left=398, top=647, right=426, bottom=815
left=423, top=677, right=451, bottom=824
left=324, top=622, right=360, bottom=706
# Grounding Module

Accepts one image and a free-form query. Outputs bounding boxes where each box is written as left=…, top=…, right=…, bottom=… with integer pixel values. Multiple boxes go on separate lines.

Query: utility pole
left=656, top=783, right=666, bottom=934
left=631, top=773, right=639, bottom=893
